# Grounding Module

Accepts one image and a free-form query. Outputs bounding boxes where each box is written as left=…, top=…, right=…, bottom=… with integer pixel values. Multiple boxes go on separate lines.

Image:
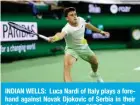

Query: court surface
left=1, top=49, right=140, bottom=82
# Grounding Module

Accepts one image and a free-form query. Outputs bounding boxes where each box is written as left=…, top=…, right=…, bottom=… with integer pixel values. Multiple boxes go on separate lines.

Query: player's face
left=66, top=11, right=78, bottom=25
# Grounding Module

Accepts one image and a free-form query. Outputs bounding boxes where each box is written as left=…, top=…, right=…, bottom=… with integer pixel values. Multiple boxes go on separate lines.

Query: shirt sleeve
left=61, top=26, right=68, bottom=36
left=79, top=17, right=86, bottom=25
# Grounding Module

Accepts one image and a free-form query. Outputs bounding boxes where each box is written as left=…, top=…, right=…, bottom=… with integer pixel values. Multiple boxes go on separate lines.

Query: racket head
left=8, top=21, right=33, bottom=34
left=8, top=22, right=49, bottom=41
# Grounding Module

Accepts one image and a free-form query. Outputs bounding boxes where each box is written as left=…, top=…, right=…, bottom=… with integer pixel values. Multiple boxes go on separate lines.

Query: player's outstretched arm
left=48, top=32, right=66, bottom=43
left=85, top=23, right=110, bottom=37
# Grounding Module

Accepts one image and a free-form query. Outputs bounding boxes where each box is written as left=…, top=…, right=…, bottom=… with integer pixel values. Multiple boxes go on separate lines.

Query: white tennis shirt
left=61, top=17, right=88, bottom=49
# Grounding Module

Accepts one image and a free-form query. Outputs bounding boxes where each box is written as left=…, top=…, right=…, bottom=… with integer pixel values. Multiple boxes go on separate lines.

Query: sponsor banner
left=0, top=21, right=38, bottom=42
left=76, top=2, right=140, bottom=14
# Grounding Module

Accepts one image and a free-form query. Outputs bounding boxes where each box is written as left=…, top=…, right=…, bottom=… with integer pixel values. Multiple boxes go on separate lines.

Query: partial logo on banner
left=110, top=4, right=131, bottom=14
left=0, top=21, right=38, bottom=42
left=88, top=4, right=101, bottom=13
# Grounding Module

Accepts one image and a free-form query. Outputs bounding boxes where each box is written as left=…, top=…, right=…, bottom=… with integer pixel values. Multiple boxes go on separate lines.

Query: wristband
left=53, top=35, right=60, bottom=42
left=100, top=30, right=104, bottom=34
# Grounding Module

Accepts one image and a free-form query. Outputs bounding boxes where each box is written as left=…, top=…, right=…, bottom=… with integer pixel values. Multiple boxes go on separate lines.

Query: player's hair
left=64, top=7, right=76, bottom=17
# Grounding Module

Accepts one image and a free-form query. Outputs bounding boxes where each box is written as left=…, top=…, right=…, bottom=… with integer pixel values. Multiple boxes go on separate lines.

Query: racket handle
left=38, top=34, right=50, bottom=41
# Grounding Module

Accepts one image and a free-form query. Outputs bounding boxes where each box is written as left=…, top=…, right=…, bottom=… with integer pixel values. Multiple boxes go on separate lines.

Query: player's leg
left=77, top=46, right=104, bottom=82
left=87, top=54, right=103, bottom=79
left=64, top=48, right=78, bottom=82
left=83, top=54, right=104, bottom=82
left=88, top=54, right=98, bottom=73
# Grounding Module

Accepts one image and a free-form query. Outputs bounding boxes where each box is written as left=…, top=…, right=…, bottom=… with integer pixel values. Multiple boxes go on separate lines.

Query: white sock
left=91, top=71, right=104, bottom=82
left=90, top=71, right=99, bottom=77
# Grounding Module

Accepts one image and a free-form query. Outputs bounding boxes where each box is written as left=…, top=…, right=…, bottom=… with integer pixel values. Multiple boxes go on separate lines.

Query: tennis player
left=47, top=7, right=110, bottom=82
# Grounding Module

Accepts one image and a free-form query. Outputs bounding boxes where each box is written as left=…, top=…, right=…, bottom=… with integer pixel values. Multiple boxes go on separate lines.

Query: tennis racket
left=8, top=21, right=50, bottom=41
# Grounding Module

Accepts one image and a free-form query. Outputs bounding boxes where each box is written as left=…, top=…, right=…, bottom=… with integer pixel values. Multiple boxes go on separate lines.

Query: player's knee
left=64, top=61, right=73, bottom=69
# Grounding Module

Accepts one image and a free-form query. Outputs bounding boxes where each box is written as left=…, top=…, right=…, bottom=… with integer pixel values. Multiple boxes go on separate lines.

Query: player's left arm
left=85, top=23, right=110, bottom=37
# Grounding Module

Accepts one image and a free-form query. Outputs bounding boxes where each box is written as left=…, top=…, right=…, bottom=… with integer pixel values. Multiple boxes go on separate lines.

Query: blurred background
left=1, top=0, right=140, bottom=82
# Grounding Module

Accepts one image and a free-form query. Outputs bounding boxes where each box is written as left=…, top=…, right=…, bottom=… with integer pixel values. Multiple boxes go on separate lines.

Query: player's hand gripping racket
left=8, top=21, right=50, bottom=41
